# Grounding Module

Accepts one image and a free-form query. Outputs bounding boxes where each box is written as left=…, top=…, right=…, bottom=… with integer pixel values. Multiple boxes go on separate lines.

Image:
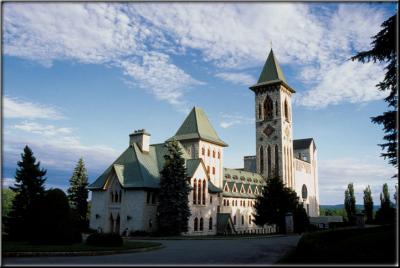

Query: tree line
left=3, top=145, right=89, bottom=245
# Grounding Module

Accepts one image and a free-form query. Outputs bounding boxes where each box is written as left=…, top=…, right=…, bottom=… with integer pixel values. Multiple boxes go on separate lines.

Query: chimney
left=129, top=129, right=151, bottom=153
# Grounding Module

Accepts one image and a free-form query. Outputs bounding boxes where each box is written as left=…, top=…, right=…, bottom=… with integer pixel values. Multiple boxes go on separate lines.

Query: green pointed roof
left=167, top=107, right=228, bottom=147
left=250, top=49, right=295, bottom=93
left=258, top=49, right=287, bottom=84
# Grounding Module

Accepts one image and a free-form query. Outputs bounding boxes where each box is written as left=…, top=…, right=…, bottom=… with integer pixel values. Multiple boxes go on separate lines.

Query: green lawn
left=279, top=225, right=397, bottom=264
left=2, top=240, right=161, bottom=253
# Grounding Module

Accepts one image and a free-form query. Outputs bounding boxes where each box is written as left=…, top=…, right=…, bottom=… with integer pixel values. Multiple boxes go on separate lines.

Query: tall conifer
left=157, top=140, right=191, bottom=235
left=7, top=146, right=46, bottom=239
left=67, top=158, right=89, bottom=230
left=363, top=185, right=374, bottom=223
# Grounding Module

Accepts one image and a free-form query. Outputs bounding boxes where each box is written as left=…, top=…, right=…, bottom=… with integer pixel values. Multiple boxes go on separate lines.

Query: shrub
left=29, top=188, right=79, bottom=245
left=86, top=233, right=123, bottom=247
left=129, top=230, right=150, bottom=237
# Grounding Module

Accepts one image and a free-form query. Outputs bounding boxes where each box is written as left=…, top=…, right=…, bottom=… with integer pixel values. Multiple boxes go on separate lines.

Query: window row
left=223, top=199, right=255, bottom=207
left=259, top=144, right=279, bottom=176
left=193, top=217, right=213, bottom=231
left=233, top=214, right=253, bottom=225
left=206, top=166, right=216, bottom=175
left=193, top=179, right=207, bottom=205
left=146, top=191, right=157, bottom=205
left=201, top=148, right=221, bottom=159
left=110, top=190, right=122, bottom=203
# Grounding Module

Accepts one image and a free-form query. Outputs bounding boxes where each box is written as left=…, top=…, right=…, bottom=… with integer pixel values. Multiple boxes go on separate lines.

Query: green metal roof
left=89, top=141, right=189, bottom=190
left=249, top=49, right=295, bottom=93
left=222, top=168, right=264, bottom=198
left=167, top=107, right=228, bottom=147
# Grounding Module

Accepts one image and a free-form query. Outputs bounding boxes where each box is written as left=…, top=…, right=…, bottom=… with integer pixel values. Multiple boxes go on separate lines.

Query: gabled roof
left=167, top=107, right=228, bottom=147
left=249, top=49, right=295, bottom=93
left=293, top=138, right=315, bottom=150
left=89, top=141, right=190, bottom=190
left=223, top=168, right=264, bottom=198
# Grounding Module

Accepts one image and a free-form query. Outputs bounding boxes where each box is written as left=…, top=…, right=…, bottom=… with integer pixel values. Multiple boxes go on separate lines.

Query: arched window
left=213, top=150, right=215, bottom=158
left=275, top=101, right=278, bottom=116
left=209, top=217, right=213, bottom=230
left=193, top=179, right=197, bottom=204
left=259, top=146, right=264, bottom=173
left=264, top=95, right=273, bottom=119
left=227, top=199, right=230, bottom=206
left=202, top=180, right=206, bottom=205
left=249, top=215, right=252, bottom=225
left=200, top=218, right=204, bottom=231
left=284, top=99, right=289, bottom=121
left=234, top=215, right=236, bottom=225
left=110, top=192, right=114, bottom=203
left=212, top=167, right=215, bottom=175
left=258, top=103, right=262, bottom=119
left=267, top=146, right=272, bottom=177
left=241, top=215, right=244, bottom=225
left=115, top=191, right=119, bottom=203
left=275, top=145, right=279, bottom=176
left=223, top=199, right=226, bottom=206
left=218, top=151, right=221, bottom=159
left=207, top=149, right=210, bottom=157
left=119, top=190, right=122, bottom=203
left=198, top=179, right=202, bottom=205
left=202, top=147, right=205, bottom=155
left=194, top=218, right=198, bottom=231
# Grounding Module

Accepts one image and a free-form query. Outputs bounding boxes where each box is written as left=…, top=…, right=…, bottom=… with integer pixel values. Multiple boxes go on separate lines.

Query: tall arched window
left=275, top=101, right=278, bottom=116
left=241, top=215, right=244, bottom=225
left=198, top=179, right=202, bottom=205
left=202, top=180, right=206, bottom=205
left=234, top=215, right=236, bottom=225
left=249, top=215, right=252, bottom=224
left=193, top=179, right=197, bottom=204
left=194, top=217, right=198, bottom=231
left=264, top=96, right=273, bottom=119
left=267, top=146, right=272, bottom=177
left=209, top=217, right=213, bottom=230
left=200, top=218, right=204, bottom=231
left=259, top=146, right=264, bottom=173
left=275, top=145, right=279, bottom=176
left=258, top=103, right=262, bottom=119
left=284, top=99, right=289, bottom=121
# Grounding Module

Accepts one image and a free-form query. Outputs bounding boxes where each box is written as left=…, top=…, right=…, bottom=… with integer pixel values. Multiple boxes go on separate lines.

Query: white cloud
left=4, top=121, right=119, bottom=172
left=3, top=96, right=65, bottom=120
left=3, top=2, right=393, bottom=109
left=318, top=157, right=397, bottom=205
left=220, top=114, right=254, bottom=129
left=2, top=178, right=16, bottom=188
left=13, top=121, right=72, bottom=136
left=215, top=72, right=256, bottom=86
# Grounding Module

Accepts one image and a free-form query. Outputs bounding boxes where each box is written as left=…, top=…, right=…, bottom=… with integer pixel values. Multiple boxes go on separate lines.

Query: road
left=2, top=235, right=301, bottom=265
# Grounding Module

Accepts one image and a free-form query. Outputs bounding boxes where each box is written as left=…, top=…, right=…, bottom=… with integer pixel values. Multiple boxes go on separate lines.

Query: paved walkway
left=2, top=234, right=301, bottom=265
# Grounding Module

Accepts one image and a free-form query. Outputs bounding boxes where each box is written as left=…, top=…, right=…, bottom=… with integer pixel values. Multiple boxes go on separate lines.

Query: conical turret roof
left=167, top=107, right=228, bottom=147
left=250, top=49, right=295, bottom=93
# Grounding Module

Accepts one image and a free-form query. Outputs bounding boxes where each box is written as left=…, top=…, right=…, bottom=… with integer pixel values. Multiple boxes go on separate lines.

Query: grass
left=2, top=240, right=162, bottom=253
left=278, top=225, right=397, bottom=264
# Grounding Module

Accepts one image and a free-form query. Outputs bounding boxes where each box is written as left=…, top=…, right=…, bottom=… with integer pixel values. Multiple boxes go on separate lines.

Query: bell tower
left=249, top=49, right=295, bottom=188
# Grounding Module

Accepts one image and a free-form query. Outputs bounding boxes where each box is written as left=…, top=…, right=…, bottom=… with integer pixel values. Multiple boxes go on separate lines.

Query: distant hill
left=320, top=204, right=380, bottom=211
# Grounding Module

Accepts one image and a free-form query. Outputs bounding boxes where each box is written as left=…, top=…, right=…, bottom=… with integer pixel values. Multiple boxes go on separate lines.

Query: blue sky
left=2, top=2, right=397, bottom=205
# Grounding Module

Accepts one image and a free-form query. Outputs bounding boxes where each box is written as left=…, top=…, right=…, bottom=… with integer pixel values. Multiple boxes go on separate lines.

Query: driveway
left=2, top=234, right=301, bottom=265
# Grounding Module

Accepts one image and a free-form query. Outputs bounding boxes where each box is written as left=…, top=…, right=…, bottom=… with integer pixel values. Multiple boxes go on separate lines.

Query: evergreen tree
left=363, top=185, right=374, bottom=223
left=67, top=158, right=89, bottom=231
left=344, top=183, right=356, bottom=224
left=157, top=140, right=191, bottom=235
left=7, top=146, right=46, bottom=240
left=376, top=183, right=395, bottom=224
left=351, top=14, right=397, bottom=178
left=253, top=174, right=305, bottom=233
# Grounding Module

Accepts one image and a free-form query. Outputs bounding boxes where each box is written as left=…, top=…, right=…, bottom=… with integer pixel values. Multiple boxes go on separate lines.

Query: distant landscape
left=320, top=204, right=381, bottom=212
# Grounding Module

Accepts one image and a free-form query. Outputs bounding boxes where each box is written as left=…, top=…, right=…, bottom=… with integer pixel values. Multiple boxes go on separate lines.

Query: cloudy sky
left=2, top=2, right=397, bottom=205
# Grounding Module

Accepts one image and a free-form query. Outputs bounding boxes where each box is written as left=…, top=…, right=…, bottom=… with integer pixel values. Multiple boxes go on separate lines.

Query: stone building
left=88, top=49, right=319, bottom=235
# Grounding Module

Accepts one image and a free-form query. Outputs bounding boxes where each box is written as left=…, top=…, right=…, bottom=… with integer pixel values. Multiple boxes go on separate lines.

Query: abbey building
left=88, top=49, right=320, bottom=235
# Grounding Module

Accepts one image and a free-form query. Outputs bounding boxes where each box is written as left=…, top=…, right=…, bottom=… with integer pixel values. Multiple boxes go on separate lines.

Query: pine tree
left=351, top=14, right=397, bottom=178
left=253, top=175, right=305, bottom=233
left=344, top=183, right=356, bottom=224
left=376, top=183, right=395, bottom=224
left=157, top=140, right=191, bottom=235
left=7, top=145, right=46, bottom=240
left=67, top=158, right=89, bottom=231
left=363, top=185, right=374, bottom=223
